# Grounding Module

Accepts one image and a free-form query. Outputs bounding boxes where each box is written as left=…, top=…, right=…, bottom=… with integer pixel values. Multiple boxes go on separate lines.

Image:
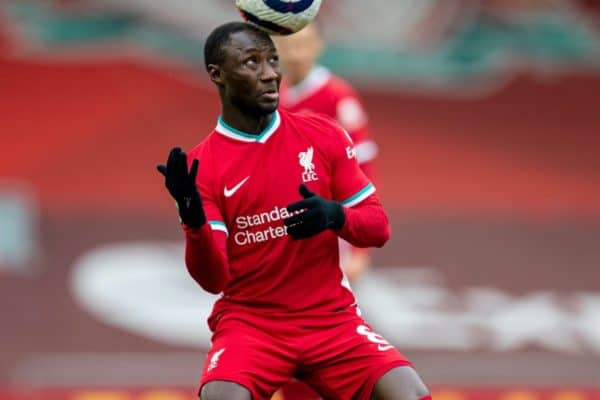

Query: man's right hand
left=157, top=147, right=206, bottom=228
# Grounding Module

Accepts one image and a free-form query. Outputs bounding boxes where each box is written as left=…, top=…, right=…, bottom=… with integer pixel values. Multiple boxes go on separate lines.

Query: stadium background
left=1, top=0, right=600, bottom=399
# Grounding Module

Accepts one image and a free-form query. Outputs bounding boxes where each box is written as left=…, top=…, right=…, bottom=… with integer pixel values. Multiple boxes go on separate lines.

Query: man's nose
left=259, top=61, right=279, bottom=81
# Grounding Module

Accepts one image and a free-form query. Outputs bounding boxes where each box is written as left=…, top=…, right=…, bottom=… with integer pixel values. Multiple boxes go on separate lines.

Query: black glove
left=156, top=147, right=206, bottom=228
left=284, top=184, right=345, bottom=240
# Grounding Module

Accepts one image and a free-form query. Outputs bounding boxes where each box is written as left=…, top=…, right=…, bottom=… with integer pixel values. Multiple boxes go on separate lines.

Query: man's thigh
left=299, top=314, right=411, bottom=400
left=372, top=366, right=430, bottom=400
left=199, top=317, right=296, bottom=400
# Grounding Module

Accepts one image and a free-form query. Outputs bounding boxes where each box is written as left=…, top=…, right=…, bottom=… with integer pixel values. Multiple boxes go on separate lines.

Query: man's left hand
left=284, top=184, right=345, bottom=239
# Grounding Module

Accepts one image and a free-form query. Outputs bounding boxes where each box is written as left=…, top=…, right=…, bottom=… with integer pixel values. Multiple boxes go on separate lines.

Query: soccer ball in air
left=235, top=0, right=322, bottom=36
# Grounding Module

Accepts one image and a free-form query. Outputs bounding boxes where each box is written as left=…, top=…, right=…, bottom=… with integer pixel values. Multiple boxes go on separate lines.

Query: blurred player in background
left=273, top=22, right=378, bottom=286
left=271, top=22, right=381, bottom=400
left=158, top=21, right=429, bottom=400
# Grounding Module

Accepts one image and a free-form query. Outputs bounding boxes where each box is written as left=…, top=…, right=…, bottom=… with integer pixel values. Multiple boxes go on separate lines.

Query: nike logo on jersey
left=224, top=176, right=250, bottom=197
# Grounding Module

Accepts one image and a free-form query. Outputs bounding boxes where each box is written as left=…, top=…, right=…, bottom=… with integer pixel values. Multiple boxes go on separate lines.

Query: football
left=235, top=0, right=322, bottom=36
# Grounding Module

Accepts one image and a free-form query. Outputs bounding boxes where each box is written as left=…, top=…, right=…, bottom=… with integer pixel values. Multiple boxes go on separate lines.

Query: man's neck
left=220, top=108, right=274, bottom=136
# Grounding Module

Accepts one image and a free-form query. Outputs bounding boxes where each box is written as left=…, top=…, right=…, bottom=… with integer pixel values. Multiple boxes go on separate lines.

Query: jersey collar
left=283, top=65, right=331, bottom=106
left=215, top=111, right=281, bottom=143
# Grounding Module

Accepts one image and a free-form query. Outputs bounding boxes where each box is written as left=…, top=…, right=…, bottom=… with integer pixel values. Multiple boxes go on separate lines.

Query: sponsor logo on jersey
left=299, top=146, right=318, bottom=183
left=233, top=205, right=300, bottom=246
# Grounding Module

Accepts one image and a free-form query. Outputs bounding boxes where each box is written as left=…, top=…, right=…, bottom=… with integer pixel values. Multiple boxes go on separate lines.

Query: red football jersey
left=187, top=110, right=376, bottom=326
left=280, top=66, right=378, bottom=179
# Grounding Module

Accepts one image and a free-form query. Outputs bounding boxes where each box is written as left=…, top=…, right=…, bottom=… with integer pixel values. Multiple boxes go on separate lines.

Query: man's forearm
left=184, top=224, right=230, bottom=294
left=337, top=194, right=390, bottom=248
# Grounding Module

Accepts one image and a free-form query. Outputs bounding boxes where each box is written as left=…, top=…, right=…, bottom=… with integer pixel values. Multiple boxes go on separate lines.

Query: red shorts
left=199, top=307, right=412, bottom=400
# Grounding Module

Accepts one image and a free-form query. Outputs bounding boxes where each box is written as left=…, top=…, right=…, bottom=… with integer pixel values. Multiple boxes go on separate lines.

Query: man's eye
left=270, top=56, right=279, bottom=64
left=245, top=58, right=257, bottom=66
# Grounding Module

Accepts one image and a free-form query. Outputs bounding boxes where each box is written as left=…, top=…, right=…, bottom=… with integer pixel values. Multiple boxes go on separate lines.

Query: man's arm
left=284, top=185, right=390, bottom=248
left=183, top=224, right=230, bottom=294
left=337, top=193, right=390, bottom=248
left=157, top=147, right=231, bottom=294
left=284, top=116, right=389, bottom=247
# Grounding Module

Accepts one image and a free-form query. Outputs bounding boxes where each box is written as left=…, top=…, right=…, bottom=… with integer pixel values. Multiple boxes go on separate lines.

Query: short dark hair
left=203, top=22, right=272, bottom=71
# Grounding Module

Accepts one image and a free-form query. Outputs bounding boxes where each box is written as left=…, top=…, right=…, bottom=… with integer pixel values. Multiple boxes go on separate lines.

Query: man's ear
left=207, top=64, right=223, bottom=85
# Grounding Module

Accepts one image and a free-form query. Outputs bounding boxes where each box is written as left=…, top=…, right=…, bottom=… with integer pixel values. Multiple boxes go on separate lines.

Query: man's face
left=273, top=24, right=323, bottom=84
left=218, top=30, right=281, bottom=116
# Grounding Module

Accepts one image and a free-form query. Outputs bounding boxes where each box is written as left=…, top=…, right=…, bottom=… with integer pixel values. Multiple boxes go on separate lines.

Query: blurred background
left=1, top=0, right=600, bottom=399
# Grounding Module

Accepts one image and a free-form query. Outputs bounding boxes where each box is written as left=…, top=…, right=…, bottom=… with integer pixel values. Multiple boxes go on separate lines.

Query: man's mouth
left=259, top=89, right=279, bottom=101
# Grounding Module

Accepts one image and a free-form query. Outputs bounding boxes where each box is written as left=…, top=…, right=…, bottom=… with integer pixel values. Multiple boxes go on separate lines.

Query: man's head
left=272, top=22, right=323, bottom=85
left=204, top=22, right=281, bottom=116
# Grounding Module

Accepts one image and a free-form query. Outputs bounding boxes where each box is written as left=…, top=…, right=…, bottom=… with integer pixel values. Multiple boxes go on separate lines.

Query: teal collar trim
left=215, top=111, right=281, bottom=143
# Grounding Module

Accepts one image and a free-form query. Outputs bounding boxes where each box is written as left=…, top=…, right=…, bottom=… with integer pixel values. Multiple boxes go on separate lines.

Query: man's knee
left=200, top=380, right=252, bottom=400
left=373, top=366, right=430, bottom=400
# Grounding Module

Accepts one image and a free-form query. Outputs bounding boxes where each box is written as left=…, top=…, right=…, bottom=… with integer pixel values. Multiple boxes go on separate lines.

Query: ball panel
left=238, top=9, right=294, bottom=35
left=262, top=0, right=316, bottom=14
left=235, top=0, right=322, bottom=36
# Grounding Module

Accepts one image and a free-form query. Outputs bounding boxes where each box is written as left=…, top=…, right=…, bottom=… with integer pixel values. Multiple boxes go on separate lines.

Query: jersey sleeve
left=337, top=192, right=390, bottom=248
left=319, top=118, right=390, bottom=248
left=182, top=148, right=230, bottom=294
left=197, top=181, right=229, bottom=236
left=335, top=93, right=378, bottom=183
left=327, top=120, right=376, bottom=208
left=190, top=149, right=228, bottom=237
